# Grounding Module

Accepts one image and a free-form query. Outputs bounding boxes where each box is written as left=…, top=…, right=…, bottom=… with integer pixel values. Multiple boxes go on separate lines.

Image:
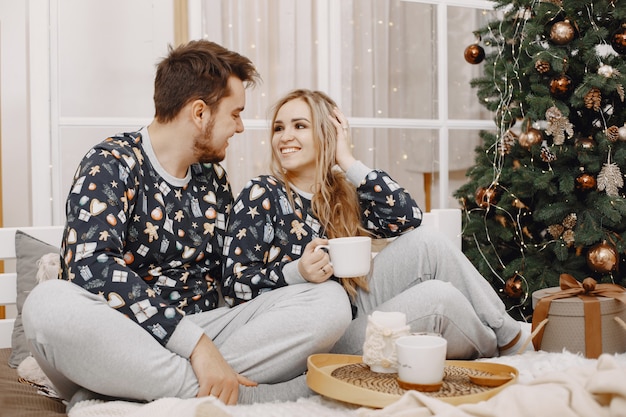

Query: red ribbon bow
left=531, top=274, right=626, bottom=358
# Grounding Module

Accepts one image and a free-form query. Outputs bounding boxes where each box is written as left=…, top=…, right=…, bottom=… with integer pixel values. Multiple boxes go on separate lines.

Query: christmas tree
left=455, top=0, right=626, bottom=320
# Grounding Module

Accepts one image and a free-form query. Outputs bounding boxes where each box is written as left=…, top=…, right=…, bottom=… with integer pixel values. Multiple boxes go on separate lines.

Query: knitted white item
left=362, top=315, right=410, bottom=373
left=36, top=252, right=61, bottom=283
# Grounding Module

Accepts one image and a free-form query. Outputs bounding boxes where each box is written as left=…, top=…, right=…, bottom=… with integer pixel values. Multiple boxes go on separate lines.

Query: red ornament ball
left=611, top=25, right=626, bottom=55
left=587, top=242, right=618, bottom=274
left=550, top=74, right=574, bottom=99
left=575, top=173, right=597, bottom=191
left=518, top=128, right=543, bottom=149
left=464, top=44, right=485, bottom=64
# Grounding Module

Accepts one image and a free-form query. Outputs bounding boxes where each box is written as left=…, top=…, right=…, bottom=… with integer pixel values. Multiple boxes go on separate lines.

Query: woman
left=222, top=89, right=529, bottom=359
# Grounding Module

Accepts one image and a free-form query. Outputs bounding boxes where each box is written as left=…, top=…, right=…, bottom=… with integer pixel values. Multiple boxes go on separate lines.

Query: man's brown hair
left=154, top=40, right=259, bottom=122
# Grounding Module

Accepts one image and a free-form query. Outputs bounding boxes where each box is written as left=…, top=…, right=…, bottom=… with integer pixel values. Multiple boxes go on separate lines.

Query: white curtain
left=200, top=0, right=487, bottom=205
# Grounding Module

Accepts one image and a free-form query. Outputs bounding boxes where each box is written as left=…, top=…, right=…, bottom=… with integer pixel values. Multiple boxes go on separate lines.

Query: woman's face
left=272, top=98, right=318, bottom=177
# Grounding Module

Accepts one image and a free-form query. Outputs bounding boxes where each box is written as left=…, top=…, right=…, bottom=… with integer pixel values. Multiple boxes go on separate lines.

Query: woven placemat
left=331, top=363, right=496, bottom=398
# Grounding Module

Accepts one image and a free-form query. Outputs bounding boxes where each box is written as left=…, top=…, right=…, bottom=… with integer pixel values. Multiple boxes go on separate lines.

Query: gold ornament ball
left=518, top=128, right=543, bottom=149
left=464, top=44, right=485, bottom=64
left=610, top=25, right=626, bottom=55
left=576, top=136, right=595, bottom=151
left=618, top=125, right=626, bottom=141
left=550, top=20, right=576, bottom=45
left=549, top=74, right=574, bottom=99
left=504, top=275, right=523, bottom=299
left=587, top=242, right=618, bottom=274
left=475, top=185, right=499, bottom=209
left=575, top=173, right=596, bottom=191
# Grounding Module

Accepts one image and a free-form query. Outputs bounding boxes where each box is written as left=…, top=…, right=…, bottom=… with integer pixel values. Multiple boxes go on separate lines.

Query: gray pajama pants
left=331, top=225, right=521, bottom=359
left=22, top=279, right=352, bottom=405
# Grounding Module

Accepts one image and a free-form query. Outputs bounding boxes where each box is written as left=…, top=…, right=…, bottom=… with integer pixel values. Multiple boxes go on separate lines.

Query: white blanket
left=66, top=351, right=626, bottom=417
left=357, top=354, right=626, bottom=417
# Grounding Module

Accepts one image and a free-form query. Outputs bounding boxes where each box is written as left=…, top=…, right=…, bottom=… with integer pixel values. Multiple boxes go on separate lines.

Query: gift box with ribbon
left=531, top=274, right=626, bottom=358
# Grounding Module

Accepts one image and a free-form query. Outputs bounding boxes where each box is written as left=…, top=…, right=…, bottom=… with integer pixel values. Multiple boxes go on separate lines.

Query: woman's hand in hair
left=298, top=238, right=334, bottom=283
left=330, top=107, right=356, bottom=172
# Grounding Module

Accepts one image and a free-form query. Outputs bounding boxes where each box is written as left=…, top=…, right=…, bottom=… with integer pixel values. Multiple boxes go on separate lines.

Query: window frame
left=29, top=0, right=496, bottom=224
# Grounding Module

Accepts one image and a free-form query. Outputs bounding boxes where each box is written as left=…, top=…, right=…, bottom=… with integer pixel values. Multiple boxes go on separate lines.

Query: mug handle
left=314, top=245, right=333, bottom=267
left=314, top=244, right=329, bottom=252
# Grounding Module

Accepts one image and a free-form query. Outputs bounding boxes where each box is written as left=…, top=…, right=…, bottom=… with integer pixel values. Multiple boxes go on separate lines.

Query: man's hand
left=189, top=334, right=257, bottom=405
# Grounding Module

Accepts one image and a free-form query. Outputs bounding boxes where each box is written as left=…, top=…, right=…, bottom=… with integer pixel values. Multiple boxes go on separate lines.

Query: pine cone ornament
left=540, top=144, right=557, bottom=162
left=562, top=229, right=575, bottom=247
left=548, top=224, right=565, bottom=238
left=535, top=59, right=551, bottom=74
left=498, top=130, right=517, bottom=155
left=619, top=124, right=626, bottom=141
left=606, top=126, right=620, bottom=142
left=562, top=213, right=577, bottom=230
left=584, top=87, right=601, bottom=111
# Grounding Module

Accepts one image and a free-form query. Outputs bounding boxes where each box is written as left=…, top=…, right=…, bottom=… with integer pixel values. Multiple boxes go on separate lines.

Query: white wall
left=52, top=0, right=173, bottom=224
left=0, top=0, right=174, bottom=226
left=0, top=1, right=31, bottom=227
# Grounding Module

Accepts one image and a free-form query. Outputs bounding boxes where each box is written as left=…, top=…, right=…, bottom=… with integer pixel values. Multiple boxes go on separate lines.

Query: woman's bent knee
left=308, top=281, right=352, bottom=334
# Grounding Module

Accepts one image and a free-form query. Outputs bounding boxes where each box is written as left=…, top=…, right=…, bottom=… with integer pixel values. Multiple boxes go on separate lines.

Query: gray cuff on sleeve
left=345, top=160, right=372, bottom=186
left=283, top=260, right=307, bottom=285
left=165, top=317, right=205, bottom=359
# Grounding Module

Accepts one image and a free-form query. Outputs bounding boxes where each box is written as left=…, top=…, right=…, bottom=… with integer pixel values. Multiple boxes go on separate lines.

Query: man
left=22, top=40, right=351, bottom=409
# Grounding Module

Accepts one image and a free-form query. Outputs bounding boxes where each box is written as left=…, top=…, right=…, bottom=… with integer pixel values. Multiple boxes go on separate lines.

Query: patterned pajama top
left=222, top=161, right=422, bottom=307
left=60, top=127, right=232, bottom=354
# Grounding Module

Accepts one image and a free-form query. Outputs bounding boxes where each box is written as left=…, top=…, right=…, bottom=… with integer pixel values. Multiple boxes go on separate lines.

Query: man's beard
left=193, top=118, right=225, bottom=163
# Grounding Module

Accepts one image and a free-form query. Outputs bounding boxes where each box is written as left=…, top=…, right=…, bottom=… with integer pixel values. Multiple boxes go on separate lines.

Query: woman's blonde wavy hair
left=269, top=89, right=370, bottom=299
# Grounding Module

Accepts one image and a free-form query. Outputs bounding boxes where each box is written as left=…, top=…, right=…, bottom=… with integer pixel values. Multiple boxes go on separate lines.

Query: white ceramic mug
left=395, top=334, right=447, bottom=391
left=315, top=236, right=371, bottom=277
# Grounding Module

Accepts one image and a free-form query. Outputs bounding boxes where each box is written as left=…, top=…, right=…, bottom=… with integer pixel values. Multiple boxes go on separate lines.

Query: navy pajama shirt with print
left=61, top=131, right=231, bottom=347
left=221, top=165, right=421, bottom=308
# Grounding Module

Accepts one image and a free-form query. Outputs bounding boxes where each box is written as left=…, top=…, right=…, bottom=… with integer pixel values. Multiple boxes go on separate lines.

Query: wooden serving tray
left=306, top=354, right=518, bottom=409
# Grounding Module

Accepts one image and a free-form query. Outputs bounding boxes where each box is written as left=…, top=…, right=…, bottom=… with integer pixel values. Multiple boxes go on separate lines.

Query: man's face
left=193, top=76, right=246, bottom=163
